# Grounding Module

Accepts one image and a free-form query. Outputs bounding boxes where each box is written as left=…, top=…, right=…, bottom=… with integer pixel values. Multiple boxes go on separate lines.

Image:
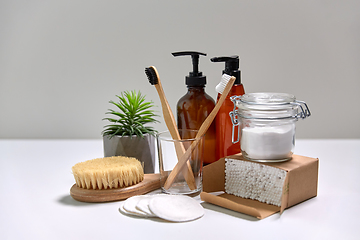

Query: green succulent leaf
left=102, top=90, right=159, bottom=138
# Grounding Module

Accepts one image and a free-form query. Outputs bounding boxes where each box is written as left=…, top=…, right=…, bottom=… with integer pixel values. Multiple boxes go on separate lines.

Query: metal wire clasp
left=229, top=96, right=242, bottom=144
left=292, top=100, right=311, bottom=119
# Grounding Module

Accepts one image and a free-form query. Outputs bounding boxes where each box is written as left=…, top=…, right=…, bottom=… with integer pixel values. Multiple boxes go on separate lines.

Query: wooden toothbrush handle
left=155, top=84, right=197, bottom=190
left=163, top=76, right=236, bottom=190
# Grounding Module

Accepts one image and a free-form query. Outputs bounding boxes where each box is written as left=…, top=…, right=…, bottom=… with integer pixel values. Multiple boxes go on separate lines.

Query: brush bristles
left=145, top=67, right=158, bottom=85
left=72, top=156, right=144, bottom=190
left=215, top=74, right=232, bottom=94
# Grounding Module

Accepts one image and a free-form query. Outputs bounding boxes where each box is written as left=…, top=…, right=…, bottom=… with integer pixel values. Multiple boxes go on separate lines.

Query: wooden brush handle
left=154, top=83, right=179, bottom=140
left=70, top=173, right=161, bottom=203
left=154, top=80, right=197, bottom=190
left=164, top=76, right=236, bottom=190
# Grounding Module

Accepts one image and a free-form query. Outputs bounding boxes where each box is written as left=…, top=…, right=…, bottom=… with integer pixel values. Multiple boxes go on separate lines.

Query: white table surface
left=0, top=139, right=359, bottom=240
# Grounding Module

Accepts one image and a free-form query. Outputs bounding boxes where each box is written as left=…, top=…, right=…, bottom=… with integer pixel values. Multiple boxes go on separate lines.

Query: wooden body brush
left=70, top=156, right=161, bottom=202
left=145, top=66, right=196, bottom=190
left=163, top=74, right=236, bottom=190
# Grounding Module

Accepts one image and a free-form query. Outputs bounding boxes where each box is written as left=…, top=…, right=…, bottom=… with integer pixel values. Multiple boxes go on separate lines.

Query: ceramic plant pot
left=103, top=133, right=156, bottom=174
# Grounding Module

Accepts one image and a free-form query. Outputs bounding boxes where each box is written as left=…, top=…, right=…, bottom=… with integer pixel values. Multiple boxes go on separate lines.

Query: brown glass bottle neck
left=187, top=86, right=205, bottom=92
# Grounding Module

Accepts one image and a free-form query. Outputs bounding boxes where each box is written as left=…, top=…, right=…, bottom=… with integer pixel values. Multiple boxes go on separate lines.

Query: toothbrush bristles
left=215, top=74, right=232, bottom=94
left=145, top=67, right=158, bottom=85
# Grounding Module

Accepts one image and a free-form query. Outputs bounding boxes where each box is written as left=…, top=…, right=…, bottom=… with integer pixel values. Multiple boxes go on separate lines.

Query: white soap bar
left=225, top=158, right=287, bottom=206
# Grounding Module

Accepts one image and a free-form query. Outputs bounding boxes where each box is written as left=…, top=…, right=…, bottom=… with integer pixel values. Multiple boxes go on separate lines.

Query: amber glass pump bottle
left=172, top=51, right=216, bottom=165
left=211, top=56, right=245, bottom=160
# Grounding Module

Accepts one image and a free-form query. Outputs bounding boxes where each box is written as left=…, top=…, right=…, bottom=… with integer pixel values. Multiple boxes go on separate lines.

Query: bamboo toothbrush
left=145, top=66, right=196, bottom=190
left=163, top=74, right=236, bottom=190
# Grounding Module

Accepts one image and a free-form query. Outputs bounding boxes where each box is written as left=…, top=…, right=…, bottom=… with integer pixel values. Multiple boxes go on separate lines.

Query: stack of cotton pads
left=225, top=158, right=287, bottom=206
left=120, top=194, right=204, bottom=222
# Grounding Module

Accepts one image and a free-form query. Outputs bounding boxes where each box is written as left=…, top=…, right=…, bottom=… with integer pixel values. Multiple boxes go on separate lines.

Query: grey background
left=1, top=0, right=359, bottom=139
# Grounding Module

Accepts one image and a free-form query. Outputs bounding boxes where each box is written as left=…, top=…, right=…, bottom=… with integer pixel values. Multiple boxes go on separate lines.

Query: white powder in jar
left=241, top=124, right=295, bottom=160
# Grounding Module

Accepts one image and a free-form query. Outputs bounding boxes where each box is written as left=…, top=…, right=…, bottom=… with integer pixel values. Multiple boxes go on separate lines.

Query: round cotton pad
left=119, top=203, right=141, bottom=217
left=149, top=195, right=204, bottom=222
left=136, top=196, right=156, bottom=216
left=122, top=195, right=151, bottom=217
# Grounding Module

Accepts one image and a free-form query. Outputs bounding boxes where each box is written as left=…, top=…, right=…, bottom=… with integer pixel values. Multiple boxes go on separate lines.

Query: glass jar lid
left=230, top=93, right=311, bottom=120
left=239, top=93, right=296, bottom=105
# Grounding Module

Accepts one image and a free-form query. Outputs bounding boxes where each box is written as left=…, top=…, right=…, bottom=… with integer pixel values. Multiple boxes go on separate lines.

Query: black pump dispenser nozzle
left=210, top=56, right=241, bottom=85
left=172, top=51, right=207, bottom=86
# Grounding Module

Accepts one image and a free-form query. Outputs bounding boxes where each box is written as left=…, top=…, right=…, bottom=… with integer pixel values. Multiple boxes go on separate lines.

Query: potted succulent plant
left=102, top=90, right=159, bottom=173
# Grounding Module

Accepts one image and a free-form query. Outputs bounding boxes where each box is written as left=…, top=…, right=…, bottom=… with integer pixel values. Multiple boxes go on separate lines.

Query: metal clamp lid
left=292, top=100, right=311, bottom=119
left=229, top=94, right=311, bottom=144
left=229, top=96, right=242, bottom=144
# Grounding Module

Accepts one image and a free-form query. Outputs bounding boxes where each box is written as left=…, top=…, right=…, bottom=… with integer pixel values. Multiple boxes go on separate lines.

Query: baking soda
left=241, top=124, right=295, bottom=160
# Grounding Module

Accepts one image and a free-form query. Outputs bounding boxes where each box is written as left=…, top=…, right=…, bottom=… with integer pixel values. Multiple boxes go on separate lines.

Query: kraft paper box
left=200, top=154, right=319, bottom=219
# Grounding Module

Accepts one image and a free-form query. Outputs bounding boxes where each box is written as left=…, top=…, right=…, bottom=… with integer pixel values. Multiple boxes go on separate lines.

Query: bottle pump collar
left=172, top=51, right=207, bottom=86
left=210, top=55, right=241, bottom=85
